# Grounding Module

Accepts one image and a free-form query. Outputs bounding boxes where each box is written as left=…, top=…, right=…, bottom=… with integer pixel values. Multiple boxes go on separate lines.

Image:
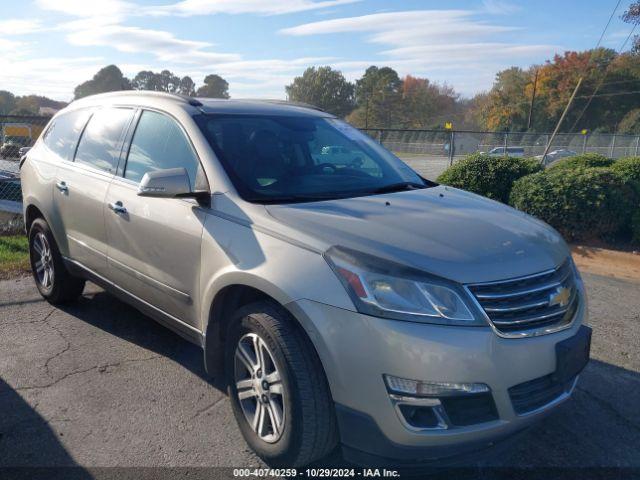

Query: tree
left=0, top=91, right=16, bottom=114
left=8, top=95, right=66, bottom=115
left=618, top=108, right=640, bottom=134
left=477, top=48, right=640, bottom=133
left=74, top=65, right=131, bottom=99
left=156, top=70, right=181, bottom=93
left=132, top=69, right=181, bottom=92
left=196, top=74, right=230, bottom=98
left=481, top=67, right=534, bottom=131
left=179, top=76, right=196, bottom=96
left=285, top=66, right=355, bottom=117
left=348, top=66, right=403, bottom=128
left=622, top=2, right=640, bottom=54
left=462, top=93, right=490, bottom=130
left=400, top=75, right=458, bottom=128
left=131, top=70, right=158, bottom=91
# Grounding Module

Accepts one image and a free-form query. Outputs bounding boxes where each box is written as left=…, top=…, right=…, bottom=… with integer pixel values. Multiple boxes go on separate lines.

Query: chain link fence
left=362, top=129, right=640, bottom=179
left=0, top=115, right=51, bottom=228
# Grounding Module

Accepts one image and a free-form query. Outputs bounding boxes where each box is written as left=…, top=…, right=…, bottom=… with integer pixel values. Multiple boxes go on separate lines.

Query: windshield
left=195, top=114, right=429, bottom=203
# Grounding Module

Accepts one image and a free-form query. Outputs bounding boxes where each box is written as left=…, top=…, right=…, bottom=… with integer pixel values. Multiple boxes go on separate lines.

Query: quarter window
left=75, top=108, right=134, bottom=173
left=42, top=109, right=92, bottom=162
left=124, top=110, right=201, bottom=189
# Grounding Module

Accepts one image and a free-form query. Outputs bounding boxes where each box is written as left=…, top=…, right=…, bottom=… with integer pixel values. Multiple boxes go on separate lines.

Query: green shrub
left=547, top=153, right=614, bottom=171
left=509, top=167, right=637, bottom=242
left=437, top=153, right=543, bottom=203
left=611, top=156, right=640, bottom=183
left=632, top=210, right=640, bottom=244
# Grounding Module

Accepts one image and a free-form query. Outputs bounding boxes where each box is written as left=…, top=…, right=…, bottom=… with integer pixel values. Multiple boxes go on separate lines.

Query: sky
left=0, top=0, right=635, bottom=101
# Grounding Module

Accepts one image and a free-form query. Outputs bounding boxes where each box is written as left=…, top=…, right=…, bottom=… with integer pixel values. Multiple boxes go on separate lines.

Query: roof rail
left=72, top=90, right=203, bottom=107
left=234, top=98, right=325, bottom=112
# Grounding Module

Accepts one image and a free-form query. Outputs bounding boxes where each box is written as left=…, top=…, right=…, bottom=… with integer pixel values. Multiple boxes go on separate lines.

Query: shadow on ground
left=0, top=377, right=92, bottom=479
left=59, top=290, right=226, bottom=391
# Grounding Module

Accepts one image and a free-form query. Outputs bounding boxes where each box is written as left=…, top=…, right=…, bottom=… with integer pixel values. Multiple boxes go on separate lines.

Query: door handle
left=108, top=201, right=127, bottom=215
left=55, top=181, right=68, bottom=193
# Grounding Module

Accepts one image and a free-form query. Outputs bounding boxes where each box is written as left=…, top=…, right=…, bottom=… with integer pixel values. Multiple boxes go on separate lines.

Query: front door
left=105, top=109, right=207, bottom=329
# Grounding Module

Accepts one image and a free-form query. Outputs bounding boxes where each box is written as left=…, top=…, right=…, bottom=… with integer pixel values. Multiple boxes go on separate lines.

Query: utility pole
left=542, top=77, right=583, bottom=165
left=527, top=68, right=539, bottom=130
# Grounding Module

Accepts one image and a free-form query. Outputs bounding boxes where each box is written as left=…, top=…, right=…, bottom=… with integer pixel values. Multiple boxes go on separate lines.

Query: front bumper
left=287, top=297, right=587, bottom=464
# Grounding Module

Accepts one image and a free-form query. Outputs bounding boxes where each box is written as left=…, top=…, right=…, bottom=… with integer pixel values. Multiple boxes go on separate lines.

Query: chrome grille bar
left=484, top=299, right=549, bottom=313
left=467, top=261, right=578, bottom=336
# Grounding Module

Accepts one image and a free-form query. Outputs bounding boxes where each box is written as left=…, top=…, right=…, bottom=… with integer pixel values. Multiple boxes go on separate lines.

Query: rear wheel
left=29, top=218, right=85, bottom=304
left=225, top=301, right=338, bottom=466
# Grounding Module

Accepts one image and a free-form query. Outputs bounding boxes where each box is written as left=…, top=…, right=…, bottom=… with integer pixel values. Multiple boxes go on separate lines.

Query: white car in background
left=484, top=147, right=525, bottom=157
left=535, top=149, right=577, bottom=165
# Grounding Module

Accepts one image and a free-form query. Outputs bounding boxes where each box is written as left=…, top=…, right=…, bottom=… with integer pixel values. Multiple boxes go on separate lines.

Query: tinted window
left=124, top=110, right=201, bottom=189
left=42, top=109, right=92, bottom=162
left=75, top=108, right=134, bottom=173
left=196, top=115, right=423, bottom=203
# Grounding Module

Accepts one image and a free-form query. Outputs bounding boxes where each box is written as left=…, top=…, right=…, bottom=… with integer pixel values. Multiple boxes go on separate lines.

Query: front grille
left=509, top=373, right=575, bottom=415
left=467, top=261, right=579, bottom=335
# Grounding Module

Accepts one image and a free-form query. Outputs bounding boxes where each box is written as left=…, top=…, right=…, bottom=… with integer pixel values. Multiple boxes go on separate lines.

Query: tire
left=28, top=217, right=85, bottom=304
left=225, top=301, right=338, bottom=467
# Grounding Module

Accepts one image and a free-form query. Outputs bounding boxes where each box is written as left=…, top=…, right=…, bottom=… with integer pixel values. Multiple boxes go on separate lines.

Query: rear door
left=53, top=107, right=135, bottom=275
left=42, top=109, right=93, bottom=255
left=105, top=109, right=208, bottom=328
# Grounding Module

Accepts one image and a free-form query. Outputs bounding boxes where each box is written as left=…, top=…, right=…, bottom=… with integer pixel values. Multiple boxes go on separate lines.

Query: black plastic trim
left=335, top=403, right=525, bottom=467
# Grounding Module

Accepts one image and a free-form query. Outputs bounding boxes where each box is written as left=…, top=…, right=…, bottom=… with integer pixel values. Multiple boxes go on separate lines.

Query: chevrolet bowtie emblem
left=549, top=286, right=571, bottom=308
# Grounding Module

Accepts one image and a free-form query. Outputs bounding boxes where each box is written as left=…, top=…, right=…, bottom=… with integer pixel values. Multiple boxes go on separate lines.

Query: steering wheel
left=314, top=163, right=339, bottom=174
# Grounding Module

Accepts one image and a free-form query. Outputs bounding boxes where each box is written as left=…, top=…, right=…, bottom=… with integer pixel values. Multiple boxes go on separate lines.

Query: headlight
left=324, top=246, right=485, bottom=326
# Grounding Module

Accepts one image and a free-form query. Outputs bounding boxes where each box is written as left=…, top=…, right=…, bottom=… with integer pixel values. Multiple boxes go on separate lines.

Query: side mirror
left=137, top=168, right=210, bottom=204
left=138, top=168, right=192, bottom=197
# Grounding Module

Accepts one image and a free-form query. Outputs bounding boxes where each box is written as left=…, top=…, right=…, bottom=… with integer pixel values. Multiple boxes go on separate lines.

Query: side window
left=74, top=108, right=134, bottom=173
left=124, top=110, right=202, bottom=189
left=42, top=109, right=92, bottom=162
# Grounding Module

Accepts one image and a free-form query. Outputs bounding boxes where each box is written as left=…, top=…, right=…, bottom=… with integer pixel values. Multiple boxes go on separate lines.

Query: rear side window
left=74, top=108, right=134, bottom=173
left=124, top=110, right=201, bottom=189
left=42, top=109, right=92, bottom=162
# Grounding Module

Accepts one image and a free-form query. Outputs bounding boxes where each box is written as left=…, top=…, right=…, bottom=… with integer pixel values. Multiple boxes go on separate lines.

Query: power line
left=542, top=0, right=623, bottom=159
left=575, top=88, right=640, bottom=99
left=568, top=19, right=638, bottom=132
left=595, top=0, right=623, bottom=49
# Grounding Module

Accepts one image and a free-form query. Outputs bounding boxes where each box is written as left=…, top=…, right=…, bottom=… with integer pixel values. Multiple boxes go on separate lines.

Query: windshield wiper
left=369, top=182, right=427, bottom=195
left=246, top=182, right=429, bottom=204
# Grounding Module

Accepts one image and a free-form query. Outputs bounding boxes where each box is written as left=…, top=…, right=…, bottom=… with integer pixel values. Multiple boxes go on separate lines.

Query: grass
left=0, top=235, right=30, bottom=279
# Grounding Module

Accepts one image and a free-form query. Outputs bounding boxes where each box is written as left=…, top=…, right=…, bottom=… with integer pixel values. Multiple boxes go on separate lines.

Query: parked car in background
left=485, top=146, right=525, bottom=157
left=1, top=140, right=22, bottom=159
left=535, top=149, right=577, bottom=165
left=1, top=124, right=32, bottom=158
left=21, top=92, right=591, bottom=467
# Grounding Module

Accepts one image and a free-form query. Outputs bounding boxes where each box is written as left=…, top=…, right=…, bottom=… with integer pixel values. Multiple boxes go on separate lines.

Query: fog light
left=384, top=374, right=490, bottom=397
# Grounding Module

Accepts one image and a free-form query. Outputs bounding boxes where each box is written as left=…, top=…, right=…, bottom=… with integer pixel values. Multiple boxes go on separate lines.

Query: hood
left=265, top=186, right=569, bottom=284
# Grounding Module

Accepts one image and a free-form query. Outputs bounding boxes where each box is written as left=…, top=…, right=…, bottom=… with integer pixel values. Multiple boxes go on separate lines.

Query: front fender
left=198, top=212, right=354, bottom=331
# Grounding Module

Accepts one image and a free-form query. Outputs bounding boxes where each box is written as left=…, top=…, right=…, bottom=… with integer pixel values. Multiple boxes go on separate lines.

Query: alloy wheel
left=234, top=332, right=286, bottom=443
left=33, top=232, right=54, bottom=289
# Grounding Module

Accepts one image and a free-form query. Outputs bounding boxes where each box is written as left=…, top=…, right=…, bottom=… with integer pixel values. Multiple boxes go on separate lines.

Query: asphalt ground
left=0, top=272, right=638, bottom=477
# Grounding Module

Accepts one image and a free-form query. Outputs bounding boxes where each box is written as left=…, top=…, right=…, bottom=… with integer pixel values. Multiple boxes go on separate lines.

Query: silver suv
left=20, top=92, right=591, bottom=467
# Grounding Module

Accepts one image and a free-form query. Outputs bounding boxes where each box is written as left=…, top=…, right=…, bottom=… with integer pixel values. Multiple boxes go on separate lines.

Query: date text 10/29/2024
left=233, top=468, right=400, bottom=477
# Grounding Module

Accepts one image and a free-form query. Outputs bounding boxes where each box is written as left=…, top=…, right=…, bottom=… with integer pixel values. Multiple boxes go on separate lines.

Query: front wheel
left=29, top=218, right=85, bottom=304
left=226, top=301, right=338, bottom=467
